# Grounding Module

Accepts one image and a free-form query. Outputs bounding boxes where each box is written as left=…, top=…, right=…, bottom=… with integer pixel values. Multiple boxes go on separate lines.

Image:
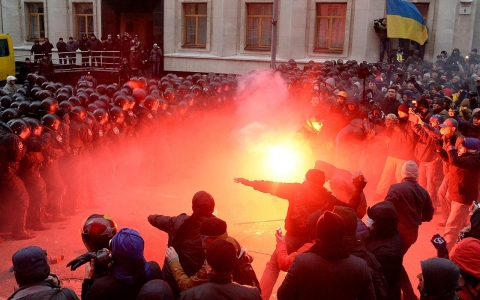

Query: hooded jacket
left=364, top=202, right=403, bottom=300
left=419, top=258, right=460, bottom=300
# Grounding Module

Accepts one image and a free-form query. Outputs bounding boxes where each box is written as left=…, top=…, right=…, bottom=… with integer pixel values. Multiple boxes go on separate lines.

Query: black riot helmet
left=0, top=95, right=13, bottom=108
left=70, top=106, right=87, bottom=122
left=39, top=98, right=58, bottom=114
left=81, top=214, right=118, bottom=252
left=93, top=108, right=109, bottom=125
left=7, top=118, right=31, bottom=139
left=1, top=108, right=19, bottom=123
left=109, top=106, right=125, bottom=124
left=41, top=114, right=61, bottom=131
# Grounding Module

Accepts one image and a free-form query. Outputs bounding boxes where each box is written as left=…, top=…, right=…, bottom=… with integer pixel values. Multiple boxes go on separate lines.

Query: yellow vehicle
left=0, top=33, right=15, bottom=82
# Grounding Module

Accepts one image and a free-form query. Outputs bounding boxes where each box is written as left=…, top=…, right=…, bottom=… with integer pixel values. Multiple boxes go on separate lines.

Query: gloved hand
left=66, top=252, right=96, bottom=271
left=430, top=234, right=447, bottom=251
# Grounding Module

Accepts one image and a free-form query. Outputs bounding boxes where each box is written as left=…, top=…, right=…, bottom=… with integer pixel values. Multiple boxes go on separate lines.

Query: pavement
left=0, top=105, right=446, bottom=299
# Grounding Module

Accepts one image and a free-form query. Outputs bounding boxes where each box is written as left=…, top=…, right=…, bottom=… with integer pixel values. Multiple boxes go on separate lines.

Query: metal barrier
left=16, top=50, right=123, bottom=72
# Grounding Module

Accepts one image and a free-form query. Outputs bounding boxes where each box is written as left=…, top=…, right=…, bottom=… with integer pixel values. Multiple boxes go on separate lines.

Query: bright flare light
left=266, top=145, right=298, bottom=178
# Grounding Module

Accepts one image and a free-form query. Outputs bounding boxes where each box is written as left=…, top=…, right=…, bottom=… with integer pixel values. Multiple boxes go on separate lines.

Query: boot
left=12, top=230, right=37, bottom=240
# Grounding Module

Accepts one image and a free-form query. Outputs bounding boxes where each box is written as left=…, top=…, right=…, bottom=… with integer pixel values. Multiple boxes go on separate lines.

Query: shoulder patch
left=113, top=127, right=120, bottom=135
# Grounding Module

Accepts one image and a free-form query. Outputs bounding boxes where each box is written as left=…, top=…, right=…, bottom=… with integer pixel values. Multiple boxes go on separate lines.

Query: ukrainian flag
left=386, top=0, right=428, bottom=45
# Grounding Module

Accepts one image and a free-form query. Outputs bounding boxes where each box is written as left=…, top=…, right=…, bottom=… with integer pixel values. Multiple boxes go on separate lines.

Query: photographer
left=374, top=18, right=390, bottom=63
left=82, top=228, right=163, bottom=300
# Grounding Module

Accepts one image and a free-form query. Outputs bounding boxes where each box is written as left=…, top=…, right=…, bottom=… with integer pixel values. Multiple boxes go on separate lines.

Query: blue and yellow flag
left=386, top=0, right=428, bottom=45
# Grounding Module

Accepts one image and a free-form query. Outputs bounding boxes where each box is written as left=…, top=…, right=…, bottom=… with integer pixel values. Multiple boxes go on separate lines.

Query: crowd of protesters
left=25, top=32, right=163, bottom=80
left=2, top=45, right=480, bottom=299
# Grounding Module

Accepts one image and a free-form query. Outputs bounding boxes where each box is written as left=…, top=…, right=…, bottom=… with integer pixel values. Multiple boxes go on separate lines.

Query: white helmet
left=6, top=76, right=17, bottom=82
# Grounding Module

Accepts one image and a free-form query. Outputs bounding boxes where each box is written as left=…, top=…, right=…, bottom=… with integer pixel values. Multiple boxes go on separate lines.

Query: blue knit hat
left=111, top=228, right=150, bottom=284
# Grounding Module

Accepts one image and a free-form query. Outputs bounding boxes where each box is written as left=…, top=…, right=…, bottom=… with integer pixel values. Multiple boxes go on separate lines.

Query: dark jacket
left=379, top=97, right=401, bottom=116
left=82, top=261, right=162, bottom=300
left=150, top=48, right=163, bottom=62
left=86, top=38, right=102, bottom=51
left=41, top=42, right=54, bottom=55
left=56, top=41, right=68, bottom=54
left=78, top=38, right=89, bottom=51
left=458, top=119, right=480, bottom=139
left=385, top=179, right=434, bottom=229
left=364, top=201, right=404, bottom=300
left=66, top=41, right=79, bottom=52
left=179, top=274, right=260, bottom=300
left=441, top=149, right=480, bottom=205
left=277, top=243, right=375, bottom=300
left=8, top=281, right=78, bottom=300
left=148, top=210, right=214, bottom=296
left=413, top=123, right=439, bottom=163
left=247, top=181, right=362, bottom=239
left=387, top=118, right=417, bottom=160
left=38, top=58, right=54, bottom=77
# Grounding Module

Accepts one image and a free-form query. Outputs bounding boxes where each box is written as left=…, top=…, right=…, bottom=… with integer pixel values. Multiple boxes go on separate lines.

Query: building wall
left=1, top=0, right=101, bottom=61
left=1, top=0, right=478, bottom=74
left=164, top=0, right=479, bottom=74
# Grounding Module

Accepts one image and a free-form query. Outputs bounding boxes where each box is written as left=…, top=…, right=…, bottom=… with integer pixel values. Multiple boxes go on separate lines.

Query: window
left=183, top=3, right=207, bottom=48
left=26, top=3, right=45, bottom=40
left=245, top=3, right=272, bottom=50
left=413, top=3, right=429, bottom=22
left=0, top=39, right=10, bottom=57
left=76, top=3, right=94, bottom=38
left=315, top=3, right=346, bottom=52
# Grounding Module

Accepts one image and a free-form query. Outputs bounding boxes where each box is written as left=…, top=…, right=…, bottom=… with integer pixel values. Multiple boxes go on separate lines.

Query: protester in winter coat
left=438, top=137, right=480, bottom=250
left=148, top=191, right=216, bottom=297
left=179, top=240, right=261, bottom=300
left=277, top=211, right=376, bottom=300
left=417, top=258, right=460, bottom=300
left=449, top=238, right=480, bottom=300
left=364, top=201, right=403, bottom=300
left=234, top=169, right=367, bottom=253
left=82, top=228, right=162, bottom=300
left=8, top=246, right=79, bottom=300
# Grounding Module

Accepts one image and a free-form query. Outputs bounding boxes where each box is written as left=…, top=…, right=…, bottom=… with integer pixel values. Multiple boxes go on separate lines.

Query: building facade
left=1, top=0, right=479, bottom=74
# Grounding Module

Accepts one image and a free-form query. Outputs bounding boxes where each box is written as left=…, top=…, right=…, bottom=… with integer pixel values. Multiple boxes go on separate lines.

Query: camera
left=96, top=248, right=114, bottom=269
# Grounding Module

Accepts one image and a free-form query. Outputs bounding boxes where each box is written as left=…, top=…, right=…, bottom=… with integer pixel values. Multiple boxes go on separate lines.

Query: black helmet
left=109, top=106, right=125, bottom=124
left=41, top=114, right=61, bottom=131
left=24, top=117, right=42, bottom=133
left=0, top=95, right=13, bottom=108
left=18, top=101, right=31, bottom=115
left=35, top=75, right=47, bottom=86
left=93, top=108, right=109, bottom=124
left=40, top=98, right=58, bottom=114
left=143, top=96, right=159, bottom=111
left=29, top=101, right=42, bottom=117
left=70, top=106, right=87, bottom=122
left=1, top=108, right=19, bottom=123
left=96, top=84, right=107, bottom=95
left=68, top=96, right=82, bottom=107
left=81, top=214, right=118, bottom=252
left=59, top=101, right=74, bottom=111
left=27, top=73, right=38, bottom=84
left=56, top=92, right=70, bottom=103
left=7, top=119, right=30, bottom=137
left=113, top=94, right=129, bottom=111
left=132, top=88, right=146, bottom=105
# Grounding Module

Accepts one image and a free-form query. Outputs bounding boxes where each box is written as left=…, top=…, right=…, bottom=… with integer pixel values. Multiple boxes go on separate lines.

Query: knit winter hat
left=206, top=239, right=237, bottom=273
left=200, top=217, right=227, bottom=237
left=316, top=211, right=345, bottom=245
left=401, top=160, right=418, bottom=179
left=332, top=206, right=357, bottom=237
